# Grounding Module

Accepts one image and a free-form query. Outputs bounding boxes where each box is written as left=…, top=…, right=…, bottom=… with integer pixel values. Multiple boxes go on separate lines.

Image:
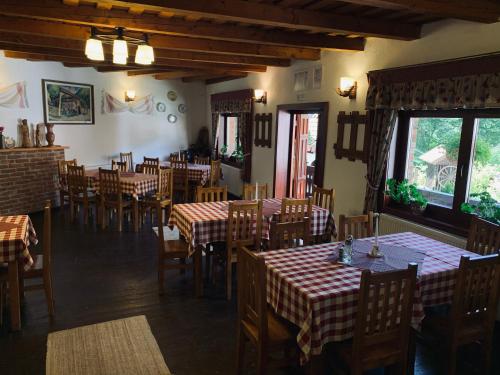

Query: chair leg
left=117, top=206, right=123, bottom=232
left=69, top=197, right=75, bottom=223
left=83, top=201, right=89, bottom=225
left=236, top=327, right=246, bottom=374
left=100, top=202, right=106, bottom=230
left=226, top=254, right=232, bottom=301
left=44, top=270, right=55, bottom=318
left=204, top=247, right=211, bottom=281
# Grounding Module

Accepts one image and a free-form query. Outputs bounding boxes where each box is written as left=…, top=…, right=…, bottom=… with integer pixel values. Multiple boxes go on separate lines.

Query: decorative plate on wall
left=167, top=90, right=177, bottom=101
left=167, top=114, right=177, bottom=123
left=178, top=104, right=187, bottom=114
left=156, top=102, right=166, bottom=112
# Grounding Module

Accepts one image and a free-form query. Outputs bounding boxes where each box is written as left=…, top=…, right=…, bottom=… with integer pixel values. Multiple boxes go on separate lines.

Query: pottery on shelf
left=45, top=123, right=55, bottom=147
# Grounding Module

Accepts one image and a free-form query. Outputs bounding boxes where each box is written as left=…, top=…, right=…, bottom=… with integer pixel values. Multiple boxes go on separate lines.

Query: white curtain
left=101, top=90, right=154, bottom=115
left=0, top=81, right=28, bottom=108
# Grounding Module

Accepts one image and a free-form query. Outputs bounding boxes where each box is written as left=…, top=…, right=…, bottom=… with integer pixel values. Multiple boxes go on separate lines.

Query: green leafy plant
left=460, top=191, right=500, bottom=225
left=220, top=144, right=228, bottom=158
left=231, top=144, right=245, bottom=163
left=385, top=178, right=428, bottom=208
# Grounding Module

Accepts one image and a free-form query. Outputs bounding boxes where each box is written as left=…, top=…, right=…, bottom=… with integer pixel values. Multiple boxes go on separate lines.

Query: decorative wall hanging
left=0, top=81, right=28, bottom=108
left=293, top=69, right=309, bottom=92
left=167, top=114, right=177, bottom=123
left=313, top=66, right=322, bottom=89
left=178, top=103, right=187, bottom=113
left=167, top=90, right=177, bottom=101
left=156, top=102, right=166, bottom=112
left=333, top=111, right=370, bottom=163
left=101, top=90, right=154, bottom=115
left=42, top=79, right=94, bottom=124
left=254, top=113, right=272, bottom=148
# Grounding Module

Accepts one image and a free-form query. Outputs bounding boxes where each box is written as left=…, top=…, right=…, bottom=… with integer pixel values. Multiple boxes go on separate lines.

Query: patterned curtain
left=211, top=112, right=219, bottom=159
left=237, top=111, right=253, bottom=182
left=363, top=109, right=398, bottom=213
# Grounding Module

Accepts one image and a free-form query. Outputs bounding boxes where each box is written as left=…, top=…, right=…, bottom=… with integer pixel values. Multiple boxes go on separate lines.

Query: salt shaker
left=342, top=235, right=354, bottom=264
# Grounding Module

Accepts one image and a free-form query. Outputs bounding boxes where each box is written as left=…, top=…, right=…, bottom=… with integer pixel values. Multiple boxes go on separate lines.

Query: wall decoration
left=293, top=70, right=309, bottom=92
left=167, top=114, right=177, bottom=123
left=333, top=111, right=371, bottom=163
left=254, top=113, right=272, bottom=148
left=45, top=123, right=55, bottom=147
left=0, top=81, right=29, bottom=108
left=42, top=79, right=94, bottom=124
left=178, top=103, right=187, bottom=114
left=101, top=90, right=154, bottom=115
left=36, top=123, right=47, bottom=147
left=156, top=102, right=166, bottom=112
left=313, top=66, right=322, bottom=89
left=167, top=90, right=177, bottom=101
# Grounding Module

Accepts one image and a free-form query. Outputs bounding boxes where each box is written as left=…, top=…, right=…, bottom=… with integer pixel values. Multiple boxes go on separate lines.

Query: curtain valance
left=210, top=89, right=253, bottom=114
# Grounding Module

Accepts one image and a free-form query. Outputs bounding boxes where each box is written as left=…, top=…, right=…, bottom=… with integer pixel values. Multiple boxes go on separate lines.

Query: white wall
left=0, top=52, right=206, bottom=167
left=206, top=19, right=500, bottom=219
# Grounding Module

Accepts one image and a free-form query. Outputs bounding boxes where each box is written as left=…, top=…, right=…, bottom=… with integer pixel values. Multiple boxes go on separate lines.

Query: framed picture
left=42, top=79, right=94, bottom=124
left=293, top=69, right=309, bottom=92
left=313, top=66, right=322, bottom=89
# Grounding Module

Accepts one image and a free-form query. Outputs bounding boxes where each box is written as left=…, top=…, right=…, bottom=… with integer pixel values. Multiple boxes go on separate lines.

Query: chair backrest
left=227, top=200, right=263, bottom=251
left=169, top=152, right=186, bottom=162
left=352, top=265, right=418, bottom=364
left=158, top=168, right=173, bottom=199
left=209, top=159, right=221, bottom=187
left=243, top=183, right=269, bottom=200
left=196, top=186, right=228, bottom=203
left=135, top=163, right=144, bottom=173
left=143, top=156, right=160, bottom=166
left=269, top=218, right=311, bottom=250
left=42, top=200, right=52, bottom=272
left=57, top=159, right=77, bottom=187
left=466, top=216, right=500, bottom=255
left=98, top=168, right=121, bottom=199
left=156, top=198, right=166, bottom=256
left=111, top=159, right=128, bottom=172
left=142, top=164, right=160, bottom=176
left=120, top=152, right=134, bottom=172
left=67, top=165, right=88, bottom=197
left=237, top=244, right=268, bottom=350
left=280, top=197, right=312, bottom=223
left=450, top=254, right=500, bottom=333
left=194, top=156, right=210, bottom=165
left=312, top=185, right=335, bottom=213
left=338, top=212, right=374, bottom=241
left=171, top=160, right=188, bottom=190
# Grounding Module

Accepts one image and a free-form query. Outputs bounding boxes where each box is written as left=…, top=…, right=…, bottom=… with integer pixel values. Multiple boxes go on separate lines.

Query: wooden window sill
left=221, top=159, right=243, bottom=169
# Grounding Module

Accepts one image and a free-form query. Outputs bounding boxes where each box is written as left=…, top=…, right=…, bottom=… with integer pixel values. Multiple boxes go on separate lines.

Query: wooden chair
left=111, top=159, right=128, bottom=172
left=338, top=212, right=374, bottom=241
left=196, top=186, right=228, bottom=203
left=169, top=152, right=186, bottom=162
left=98, top=168, right=136, bottom=232
left=423, top=254, right=500, bottom=375
left=236, top=244, right=297, bottom=374
left=280, top=197, right=312, bottom=223
left=67, top=165, right=97, bottom=225
left=269, top=218, right=311, bottom=250
left=312, top=185, right=335, bottom=214
left=142, top=164, right=160, bottom=176
left=120, top=152, right=134, bottom=172
left=135, top=163, right=144, bottom=173
left=155, top=199, right=193, bottom=295
left=143, top=156, right=160, bottom=167
left=330, top=264, right=418, bottom=375
left=141, top=168, right=173, bottom=225
left=57, top=159, right=77, bottom=209
left=466, top=215, right=500, bottom=255
left=243, top=183, right=269, bottom=200
left=194, top=156, right=210, bottom=165
left=209, top=159, right=221, bottom=187
left=172, top=160, right=189, bottom=203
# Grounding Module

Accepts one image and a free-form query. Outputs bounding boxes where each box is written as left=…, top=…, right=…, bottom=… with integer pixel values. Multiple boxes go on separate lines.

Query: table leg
left=8, top=260, right=21, bottom=331
left=194, top=245, right=203, bottom=297
left=133, top=198, right=139, bottom=232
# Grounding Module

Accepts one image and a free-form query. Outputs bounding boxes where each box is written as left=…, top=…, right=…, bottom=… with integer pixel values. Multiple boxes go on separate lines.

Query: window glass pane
left=226, top=116, right=239, bottom=156
left=467, top=118, right=500, bottom=202
left=405, top=117, right=463, bottom=208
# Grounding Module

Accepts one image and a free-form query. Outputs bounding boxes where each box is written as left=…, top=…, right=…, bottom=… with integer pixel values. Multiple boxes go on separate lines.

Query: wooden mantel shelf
left=0, top=146, right=68, bottom=153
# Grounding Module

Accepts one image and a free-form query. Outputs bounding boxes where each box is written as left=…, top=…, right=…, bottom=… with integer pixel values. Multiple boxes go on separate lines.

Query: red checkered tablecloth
left=261, top=232, right=475, bottom=361
left=160, top=161, right=211, bottom=186
left=85, top=170, right=157, bottom=198
left=168, top=198, right=335, bottom=256
left=0, top=215, right=37, bottom=270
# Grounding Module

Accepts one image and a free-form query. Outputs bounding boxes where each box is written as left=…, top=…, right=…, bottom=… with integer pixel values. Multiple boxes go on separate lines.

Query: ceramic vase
left=45, top=123, right=55, bottom=147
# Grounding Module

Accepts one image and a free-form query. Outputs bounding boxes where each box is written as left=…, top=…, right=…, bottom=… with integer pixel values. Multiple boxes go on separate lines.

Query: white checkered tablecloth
left=261, top=232, right=476, bottom=361
left=168, top=198, right=335, bottom=256
left=160, top=161, right=211, bottom=186
left=0, top=215, right=37, bottom=270
left=85, top=170, right=157, bottom=198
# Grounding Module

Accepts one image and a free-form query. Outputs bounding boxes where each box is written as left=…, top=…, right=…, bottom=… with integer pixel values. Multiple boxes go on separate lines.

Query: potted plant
left=460, top=191, right=500, bottom=225
left=385, top=178, right=428, bottom=214
left=220, top=144, right=228, bottom=160
left=231, top=144, right=245, bottom=165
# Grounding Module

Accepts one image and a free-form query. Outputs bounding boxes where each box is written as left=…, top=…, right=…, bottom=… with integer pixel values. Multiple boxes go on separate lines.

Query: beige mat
left=46, top=315, right=171, bottom=375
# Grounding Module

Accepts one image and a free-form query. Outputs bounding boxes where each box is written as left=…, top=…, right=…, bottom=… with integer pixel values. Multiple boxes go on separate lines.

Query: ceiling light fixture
left=84, top=28, right=104, bottom=61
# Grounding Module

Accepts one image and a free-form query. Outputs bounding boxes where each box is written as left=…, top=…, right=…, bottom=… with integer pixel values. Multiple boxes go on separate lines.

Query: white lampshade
left=135, top=44, right=154, bottom=65
left=340, top=77, right=355, bottom=92
left=113, top=53, right=127, bottom=65
left=85, top=38, right=104, bottom=61
left=113, top=38, right=128, bottom=64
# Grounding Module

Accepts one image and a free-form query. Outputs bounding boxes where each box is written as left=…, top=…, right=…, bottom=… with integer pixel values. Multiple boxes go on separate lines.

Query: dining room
left=0, top=1, right=500, bottom=375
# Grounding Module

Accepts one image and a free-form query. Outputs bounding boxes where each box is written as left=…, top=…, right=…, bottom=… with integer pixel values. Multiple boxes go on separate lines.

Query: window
left=390, top=109, right=500, bottom=233
left=217, top=114, right=241, bottom=165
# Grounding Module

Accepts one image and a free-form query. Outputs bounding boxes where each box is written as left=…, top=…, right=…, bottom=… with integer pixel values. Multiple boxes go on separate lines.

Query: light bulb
left=85, top=38, right=104, bottom=61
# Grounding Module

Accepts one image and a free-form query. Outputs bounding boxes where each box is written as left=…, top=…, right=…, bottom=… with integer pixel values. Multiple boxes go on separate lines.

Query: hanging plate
left=178, top=103, right=187, bottom=114
left=156, top=102, right=166, bottom=112
left=167, top=114, right=177, bottom=123
left=167, top=90, right=177, bottom=101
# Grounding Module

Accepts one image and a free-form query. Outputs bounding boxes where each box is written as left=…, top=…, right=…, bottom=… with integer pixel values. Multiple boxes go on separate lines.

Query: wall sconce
left=336, top=77, right=357, bottom=99
left=125, top=90, right=136, bottom=102
left=253, top=89, right=267, bottom=104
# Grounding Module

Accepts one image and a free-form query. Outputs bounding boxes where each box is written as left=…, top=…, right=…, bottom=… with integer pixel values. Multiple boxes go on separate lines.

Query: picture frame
left=293, top=69, right=310, bottom=92
left=42, top=79, right=95, bottom=125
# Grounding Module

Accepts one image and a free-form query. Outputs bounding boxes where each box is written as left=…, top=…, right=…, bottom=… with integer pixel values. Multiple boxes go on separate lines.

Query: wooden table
left=159, top=161, right=211, bottom=186
left=0, top=215, right=37, bottom=331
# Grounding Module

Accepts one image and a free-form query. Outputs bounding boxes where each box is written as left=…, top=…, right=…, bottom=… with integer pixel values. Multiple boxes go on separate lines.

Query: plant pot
left=410, top=202, right=426, bottom=215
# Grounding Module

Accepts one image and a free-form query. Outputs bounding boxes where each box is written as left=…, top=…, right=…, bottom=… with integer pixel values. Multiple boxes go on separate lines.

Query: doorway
left=273, top=102, right=329, bottom=199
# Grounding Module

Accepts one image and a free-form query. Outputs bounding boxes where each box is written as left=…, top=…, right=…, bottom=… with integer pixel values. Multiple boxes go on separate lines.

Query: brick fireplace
left=0, top=146, right=67, bottom=215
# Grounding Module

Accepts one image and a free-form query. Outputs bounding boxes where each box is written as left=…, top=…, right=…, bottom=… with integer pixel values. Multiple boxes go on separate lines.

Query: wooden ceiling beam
left=91, top=0, right=421, bottom=39
left=0, top=5, right=320, bottom=60
left=127, top=69, right=177, bottom=76
left=336, top=1, right=500, bottom=23
left=206, top=74, right=249, bottom=85
left=0, top=0, right=365, bottom=50
left=0, top=30, right=290, bottom=67
left=153, top=70, right=241, bottom=80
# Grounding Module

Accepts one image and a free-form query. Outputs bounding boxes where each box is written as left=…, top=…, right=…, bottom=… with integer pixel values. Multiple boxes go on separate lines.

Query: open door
left=290, top=114, right=309, bottom=198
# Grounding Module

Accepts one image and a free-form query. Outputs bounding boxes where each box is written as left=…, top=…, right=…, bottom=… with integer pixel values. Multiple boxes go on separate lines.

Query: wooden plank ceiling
left=0, top=0, right=498, bottom=84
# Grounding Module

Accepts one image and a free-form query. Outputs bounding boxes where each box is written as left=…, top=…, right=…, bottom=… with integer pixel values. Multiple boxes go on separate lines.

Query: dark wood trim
left=211, top=89, right=253, bottom=103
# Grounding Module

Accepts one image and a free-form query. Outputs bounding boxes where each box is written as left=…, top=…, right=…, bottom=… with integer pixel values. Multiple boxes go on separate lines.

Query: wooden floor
left=0, top=208, right=499, bottom=374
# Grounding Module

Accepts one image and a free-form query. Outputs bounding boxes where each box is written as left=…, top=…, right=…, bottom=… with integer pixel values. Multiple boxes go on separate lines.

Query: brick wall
left=0, top=147, right=66, bottom=215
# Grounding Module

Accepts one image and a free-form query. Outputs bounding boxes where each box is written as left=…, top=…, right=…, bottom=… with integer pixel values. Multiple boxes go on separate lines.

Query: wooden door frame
left=273, top=102, right=329, bottom=197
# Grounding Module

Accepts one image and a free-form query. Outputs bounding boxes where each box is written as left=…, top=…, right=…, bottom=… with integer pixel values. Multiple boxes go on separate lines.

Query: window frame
left=220, top=113, right=242, bottom=168
left=385, top=108, right=500, bottom=236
